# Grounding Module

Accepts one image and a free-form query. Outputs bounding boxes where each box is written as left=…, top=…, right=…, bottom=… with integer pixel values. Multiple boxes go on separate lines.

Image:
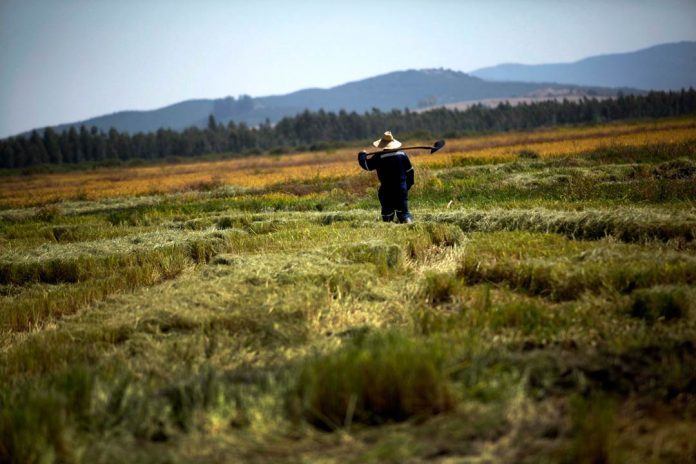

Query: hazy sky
left=1, top=0, right=695, bottom=137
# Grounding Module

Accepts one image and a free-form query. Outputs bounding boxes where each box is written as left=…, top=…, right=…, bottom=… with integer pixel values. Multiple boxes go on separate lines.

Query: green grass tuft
left=341, top=241, right=403, bottom=274
left=653, top=157, right=696, bottom=180
left=517, top=149, right=540, bottom=159
left=288, top=331, right=456, bottom=430
left=627, top=286, right=692, bottom=323
left=562, top=394, right=620, bottom=464
left=420, top=272, right=463, bottom=305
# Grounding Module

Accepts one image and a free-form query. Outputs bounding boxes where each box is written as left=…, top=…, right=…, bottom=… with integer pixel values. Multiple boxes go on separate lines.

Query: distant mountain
left=49, top=69, right=630, bottom=135
left=471, top=41, right=696, bottom=91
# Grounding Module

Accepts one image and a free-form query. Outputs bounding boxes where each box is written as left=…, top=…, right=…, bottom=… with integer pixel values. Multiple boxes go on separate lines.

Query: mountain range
left=42, top=41, right=694, bottom=136
left=471, top=41, right=696, bottom=91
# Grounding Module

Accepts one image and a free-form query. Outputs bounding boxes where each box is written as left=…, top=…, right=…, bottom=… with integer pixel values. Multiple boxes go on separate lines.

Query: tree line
left=1, top=89, right=695, bottom=170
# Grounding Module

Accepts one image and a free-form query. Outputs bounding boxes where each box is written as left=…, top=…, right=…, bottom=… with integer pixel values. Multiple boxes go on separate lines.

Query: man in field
left=358, top=131, right=414, bottom=223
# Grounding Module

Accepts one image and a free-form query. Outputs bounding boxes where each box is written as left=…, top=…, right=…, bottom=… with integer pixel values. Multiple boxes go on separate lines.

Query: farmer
left=358, top=131, right=414, bottom=223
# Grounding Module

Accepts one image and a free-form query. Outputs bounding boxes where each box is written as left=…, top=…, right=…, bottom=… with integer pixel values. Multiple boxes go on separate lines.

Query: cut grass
left=425, top=208, right=696, bottom=243
left=1, top=253, right=188, bottom=331
left=0, top=230, right=243, bottom=330
left=456, top=231, right=696, bottom=300
left=1, top=122, right=696, bottom=463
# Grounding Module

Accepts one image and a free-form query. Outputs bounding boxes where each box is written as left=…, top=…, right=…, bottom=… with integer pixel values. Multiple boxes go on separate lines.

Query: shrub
left=269, top=146, right=288, bottom=156
left=653, top=158, right=696, bottom=180
left=288, top=332, right=456, bottom=430
left=126, top=158, right=147, bottom=167
left=34, top=205, right=62, bottom=223
left=106, top=209, right=147, bottom=226
left=165, top=156, right=184, bottom=164
left=217, top=216, right=236, bottom=229
left=517, top=149, right=540, bottom=159
left=95, top=158, right=123, bottom=168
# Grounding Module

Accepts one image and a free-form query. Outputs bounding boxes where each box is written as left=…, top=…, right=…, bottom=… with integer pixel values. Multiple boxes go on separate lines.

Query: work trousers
left=378, top=183, right=412, bottom=223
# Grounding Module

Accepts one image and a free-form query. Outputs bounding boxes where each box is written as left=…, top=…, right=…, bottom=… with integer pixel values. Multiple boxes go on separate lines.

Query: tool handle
left=365, top=145, right=434, bottom=156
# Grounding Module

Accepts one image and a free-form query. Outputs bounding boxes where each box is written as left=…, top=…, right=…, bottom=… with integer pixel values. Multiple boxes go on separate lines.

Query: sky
left=1, top=0, right=695, bottom=138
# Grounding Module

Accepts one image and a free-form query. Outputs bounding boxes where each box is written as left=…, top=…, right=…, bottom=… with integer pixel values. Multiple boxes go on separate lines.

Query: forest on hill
left=1, top=89, right=695, bottom=170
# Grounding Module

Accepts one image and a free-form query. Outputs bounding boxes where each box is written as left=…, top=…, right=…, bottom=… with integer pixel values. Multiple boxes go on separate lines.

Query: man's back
left=359, top=151, right=414, bottom=187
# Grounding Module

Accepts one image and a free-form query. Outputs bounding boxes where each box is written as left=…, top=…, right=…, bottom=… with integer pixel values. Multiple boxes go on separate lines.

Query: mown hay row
left=0, top=230, right=235, bottom=287
left=456, top=251, right=696, bottom=301
left=423, top=209, right=696, bottom=243
left=1, top=232, right=240, bottom=331
left=1, top=252, right=189, bottom=331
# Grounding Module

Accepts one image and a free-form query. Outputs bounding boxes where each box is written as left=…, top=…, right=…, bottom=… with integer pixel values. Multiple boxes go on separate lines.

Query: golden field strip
left=1, top=117, right=695, bottom=207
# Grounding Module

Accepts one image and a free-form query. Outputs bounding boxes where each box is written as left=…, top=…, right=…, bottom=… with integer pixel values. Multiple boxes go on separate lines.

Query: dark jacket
left=358, top=151, right=414, bottom=189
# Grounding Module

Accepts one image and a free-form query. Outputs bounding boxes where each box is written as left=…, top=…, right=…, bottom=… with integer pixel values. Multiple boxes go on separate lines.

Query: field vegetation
left=1, top=116, right=695, bottom=463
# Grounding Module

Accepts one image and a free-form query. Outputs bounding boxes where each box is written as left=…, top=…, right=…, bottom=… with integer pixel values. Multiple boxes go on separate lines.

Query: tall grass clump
left=288, top=331, right=456, bottom=430
left=0, top=365, right=233, bottom=463
left=0, top=367, right=96, bottom=464
left=517, top=149, right=540, bottom=159
left=34, top=205, right=63, bottom=222
left=627, top=286, right=692, bottom=323
left=406, top=223, right=465, bottom=259
left=562, top=394, right=620, bottom=464
left=652, top=157, right=696, bottom=180
left=341, top=241, right=403, bottom=274
left=420, top=272, right=463, bottom=304
left=422, top=222, right=466, bottom=247
left=186, top=233, right=231, bottom=263
left=105, top=208, right=150, bottom=227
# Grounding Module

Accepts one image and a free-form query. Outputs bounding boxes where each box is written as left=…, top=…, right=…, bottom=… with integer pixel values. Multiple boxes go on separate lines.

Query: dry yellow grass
left=1, top=117, right=695, bottom=206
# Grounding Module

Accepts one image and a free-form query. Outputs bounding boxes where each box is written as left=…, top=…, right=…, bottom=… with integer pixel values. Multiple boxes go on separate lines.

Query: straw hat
left=372, top=131, right=402, bottom=150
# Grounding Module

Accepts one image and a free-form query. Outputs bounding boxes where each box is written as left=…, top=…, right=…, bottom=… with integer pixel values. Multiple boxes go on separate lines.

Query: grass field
left=1, top=116, right=696, bottom=463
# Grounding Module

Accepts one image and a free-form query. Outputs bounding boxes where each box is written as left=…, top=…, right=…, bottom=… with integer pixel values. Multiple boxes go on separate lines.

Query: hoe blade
left=430, top=139, right=446, bottom=154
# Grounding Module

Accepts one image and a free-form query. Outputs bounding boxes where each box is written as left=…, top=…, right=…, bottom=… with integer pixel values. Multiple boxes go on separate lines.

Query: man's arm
left=404, top=154, right=415, bottom=189
left=358, top=151, right=379, bottom=171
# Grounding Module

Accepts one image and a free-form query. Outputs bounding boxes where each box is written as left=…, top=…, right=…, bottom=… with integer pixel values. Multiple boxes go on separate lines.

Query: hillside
left=471, top=41, right=696, bottom=91
left=49, top=69, right=627, bottom=135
